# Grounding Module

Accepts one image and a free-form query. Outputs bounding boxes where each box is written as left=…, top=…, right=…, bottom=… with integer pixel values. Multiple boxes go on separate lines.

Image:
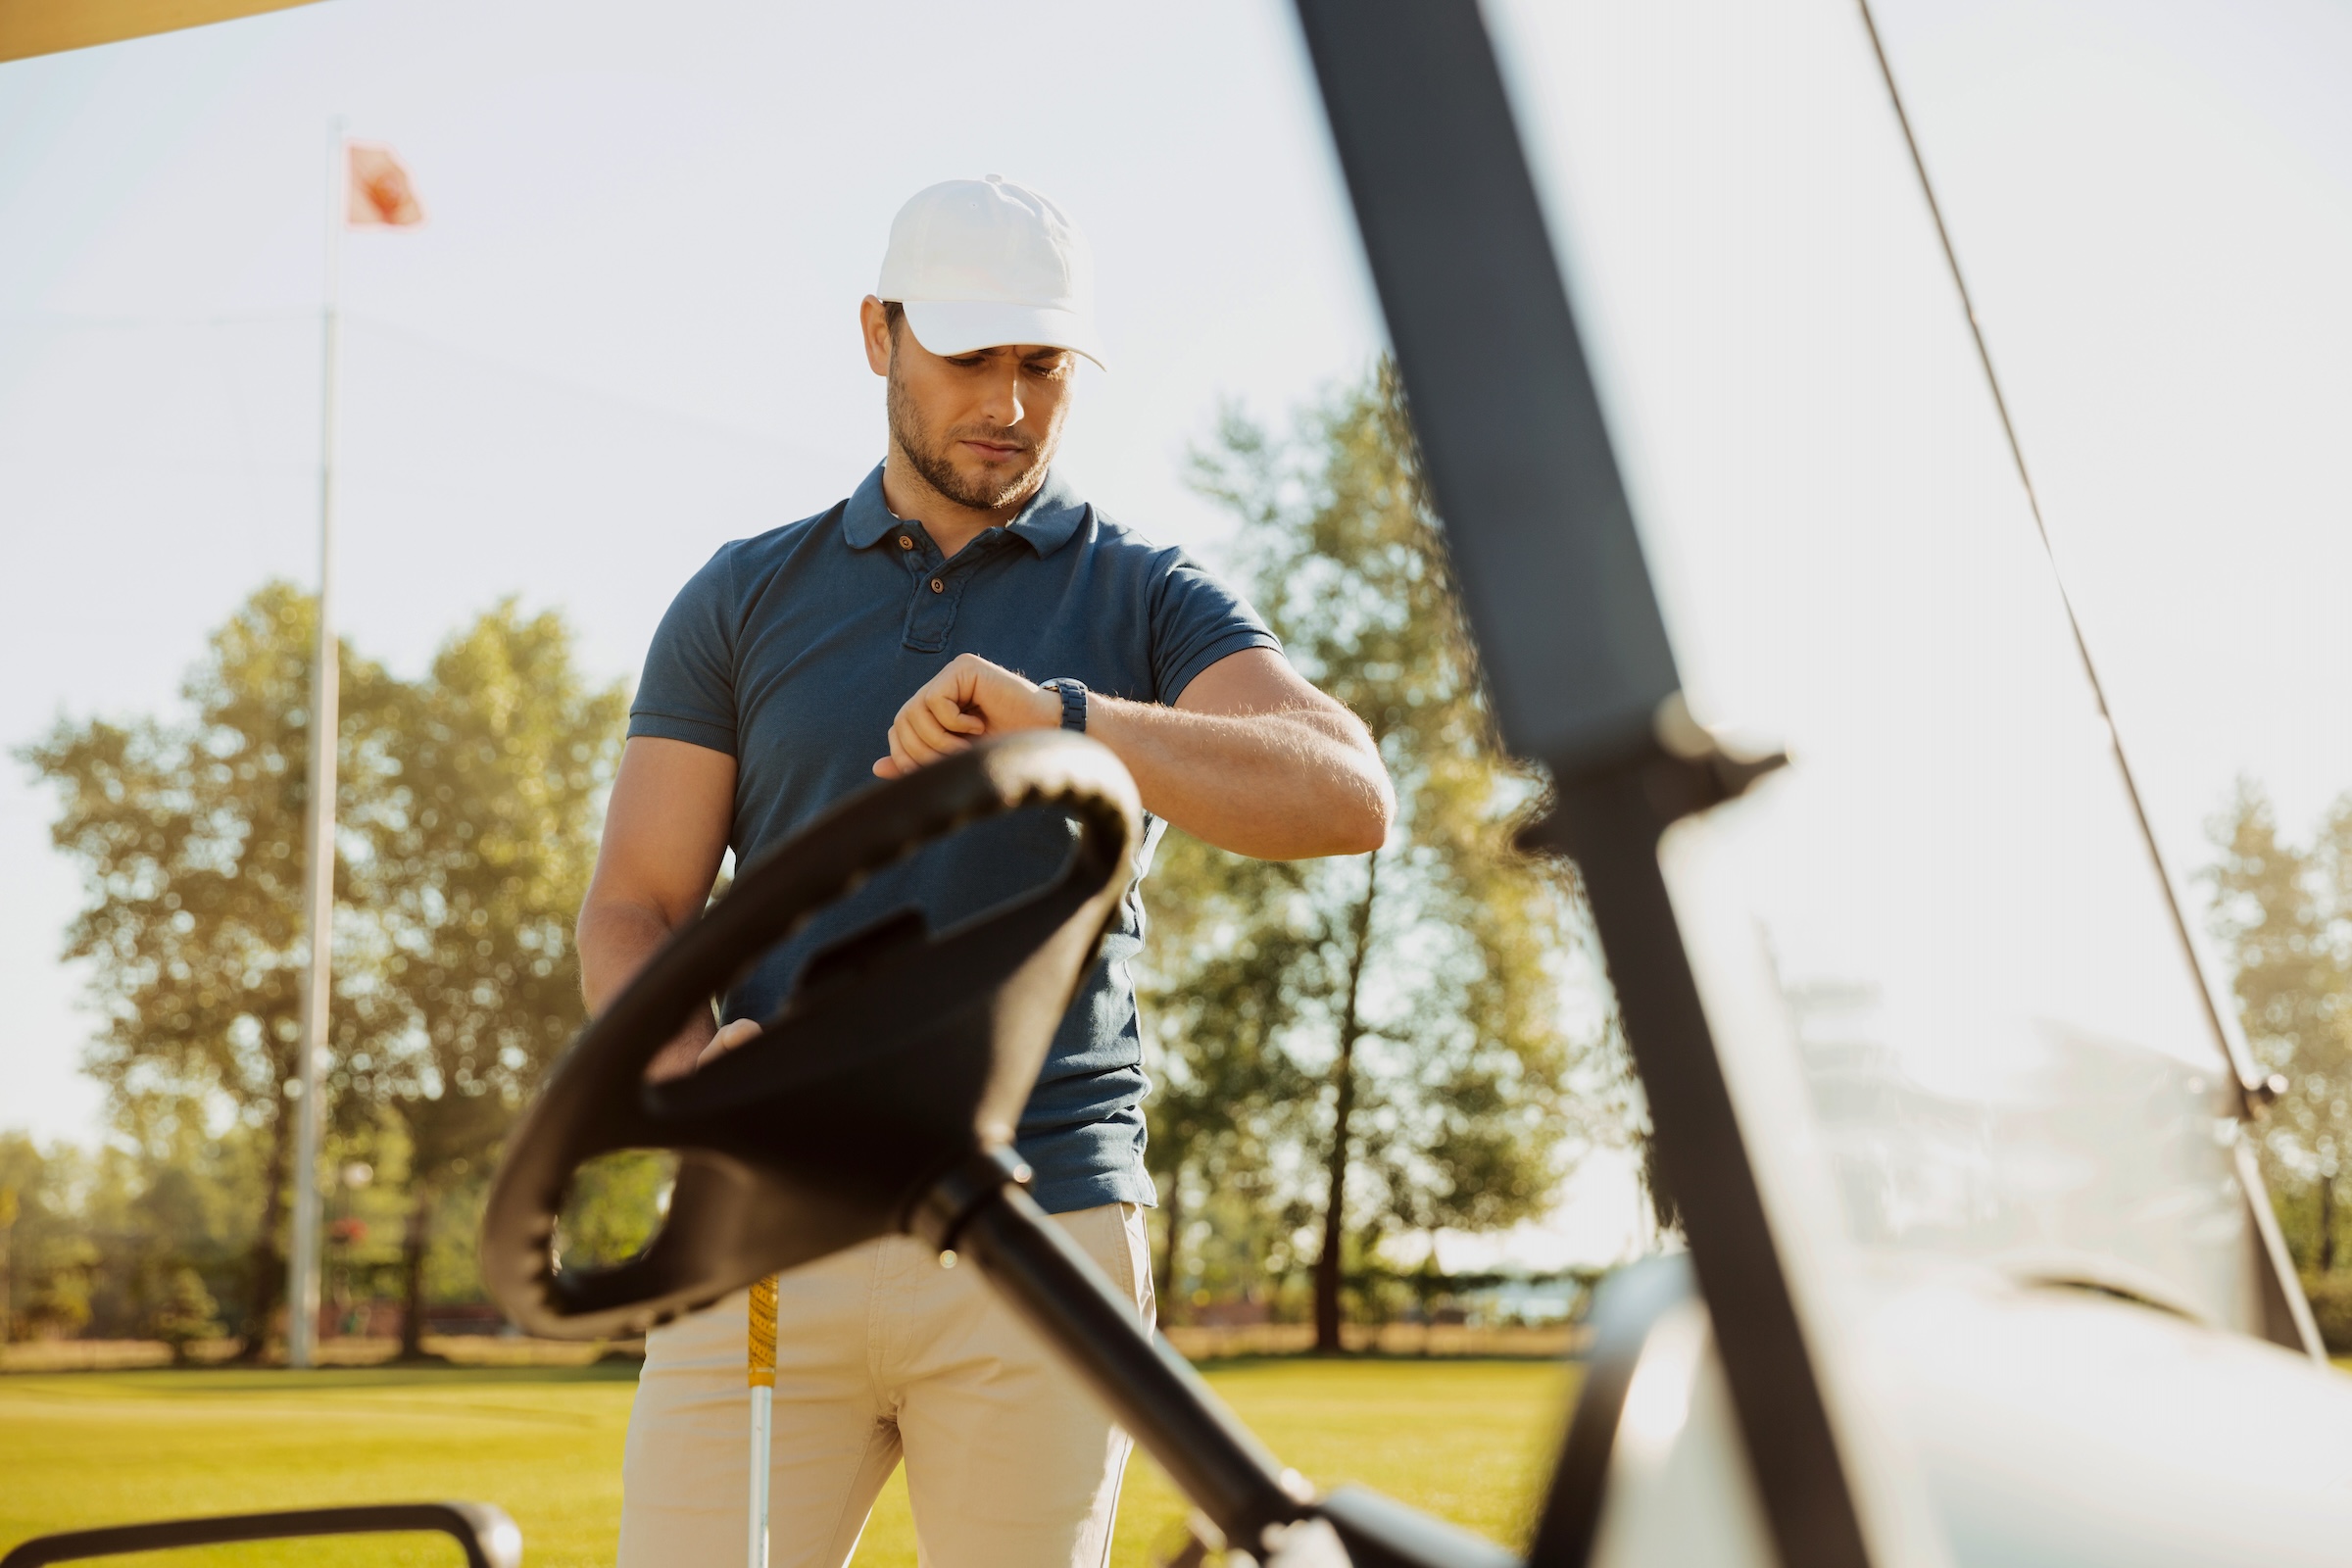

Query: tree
left=148, top=1267, right=224, bottom=1365
left=24, top=588, right=623, bottom=1357
left=2209, top=779, right=2352, bottom=1272
left=1140, top=830, right=1319, bottom=1319
left=21, top=584, right=400, bottom=1355
left=1148, top=365, right=1618, bottom=1349
left=356, top=603, right=625, bottom=1356
left=558, top=1151, right=679, bottom=1270
left=0, top=1135, right=97, bottom=1341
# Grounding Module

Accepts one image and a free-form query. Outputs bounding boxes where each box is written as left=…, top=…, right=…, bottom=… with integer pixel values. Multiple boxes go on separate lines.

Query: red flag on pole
left=347, top=143, right=424, bottom=227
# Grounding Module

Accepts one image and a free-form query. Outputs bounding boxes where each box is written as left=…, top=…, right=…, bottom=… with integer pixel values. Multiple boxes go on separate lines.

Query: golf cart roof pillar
left=1290, top=2, right=1886, bottom=1563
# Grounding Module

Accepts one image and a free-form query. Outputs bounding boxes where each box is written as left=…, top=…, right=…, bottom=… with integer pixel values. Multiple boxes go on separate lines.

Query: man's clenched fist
left=873, top=653, right=1062, bottom=779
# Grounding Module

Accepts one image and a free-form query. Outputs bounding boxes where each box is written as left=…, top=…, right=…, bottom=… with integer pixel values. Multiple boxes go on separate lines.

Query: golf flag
left=348, top=143, right=425, bottom=227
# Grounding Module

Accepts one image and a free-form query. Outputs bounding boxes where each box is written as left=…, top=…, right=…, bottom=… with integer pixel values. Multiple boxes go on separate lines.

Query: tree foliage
left=21, top=584, right=624, bottom=1354
left=357, top=602, right=624, bottom=1355
left=2209, top=778, right=2352, bottom=1274
left=20, top=585, right=400, bottom=1350
left=0, top=1134, right=99, bottom=1341
left=1144, top=365, right=1623, bottom=1348
left=0, top=1127, right=257, bottom=1348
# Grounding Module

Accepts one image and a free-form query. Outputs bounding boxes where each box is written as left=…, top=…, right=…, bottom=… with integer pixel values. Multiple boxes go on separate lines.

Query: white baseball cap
left=876, top=175, right=1105, bottom=369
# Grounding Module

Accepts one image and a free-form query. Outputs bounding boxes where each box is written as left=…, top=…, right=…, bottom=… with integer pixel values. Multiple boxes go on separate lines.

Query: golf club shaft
left=748, top=1386, right=771, bottom=1568
left=748, top=1274, right=777, bottom=1568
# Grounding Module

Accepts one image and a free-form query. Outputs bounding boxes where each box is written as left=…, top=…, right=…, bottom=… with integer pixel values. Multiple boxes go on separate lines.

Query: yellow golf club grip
left=747, top=1275, right=778, bottom=1390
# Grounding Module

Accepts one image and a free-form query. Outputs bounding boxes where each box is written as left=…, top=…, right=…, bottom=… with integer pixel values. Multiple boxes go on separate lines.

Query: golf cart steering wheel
left=481, top=731, right=1141, bottom=1342
left=482, top=730, right=1508, bottom=1567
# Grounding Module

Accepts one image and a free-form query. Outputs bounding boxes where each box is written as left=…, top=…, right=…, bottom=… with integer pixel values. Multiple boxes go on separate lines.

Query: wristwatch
left=1039, top=677, right=1089, bottom=734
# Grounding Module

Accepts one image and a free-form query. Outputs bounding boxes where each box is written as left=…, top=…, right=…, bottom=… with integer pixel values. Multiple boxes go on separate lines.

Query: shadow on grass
left=1183, top=1349, right=1584, bottom=1373
left=2, top=1361, right=648, bottom=1393
left=8, top=1347, right=1578, bottom=1391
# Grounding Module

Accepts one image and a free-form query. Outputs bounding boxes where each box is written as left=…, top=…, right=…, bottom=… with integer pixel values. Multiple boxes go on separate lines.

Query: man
left=584, top=174, right=1392, bottom=1568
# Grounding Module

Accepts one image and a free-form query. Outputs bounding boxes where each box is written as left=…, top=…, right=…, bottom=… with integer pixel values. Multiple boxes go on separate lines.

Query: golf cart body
left=1565, top=1255, right=2352, bottom=1568
left=16, top=4, right=2352, bottom=1567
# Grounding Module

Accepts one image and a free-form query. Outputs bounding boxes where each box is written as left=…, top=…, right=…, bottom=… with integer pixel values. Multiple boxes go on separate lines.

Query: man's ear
left=859, top=295, right=894, bottom=377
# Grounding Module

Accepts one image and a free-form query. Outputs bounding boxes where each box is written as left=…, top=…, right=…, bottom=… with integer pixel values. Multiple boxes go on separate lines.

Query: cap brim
left=901, top=300, right=1106, bottom=369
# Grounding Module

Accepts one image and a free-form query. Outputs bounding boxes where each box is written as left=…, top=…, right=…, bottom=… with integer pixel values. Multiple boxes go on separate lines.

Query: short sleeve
left=629, top=545, right=741, bottom=755
left=1148, top=551, right=1283, bottom=705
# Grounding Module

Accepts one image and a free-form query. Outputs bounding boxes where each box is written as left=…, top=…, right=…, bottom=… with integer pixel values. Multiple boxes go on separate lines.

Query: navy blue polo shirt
left=628, top=463, right=1279, bottom=1212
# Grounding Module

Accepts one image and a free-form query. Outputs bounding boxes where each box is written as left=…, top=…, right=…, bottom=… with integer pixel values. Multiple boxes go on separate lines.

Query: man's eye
left=950, top=356, right=989, bottom=368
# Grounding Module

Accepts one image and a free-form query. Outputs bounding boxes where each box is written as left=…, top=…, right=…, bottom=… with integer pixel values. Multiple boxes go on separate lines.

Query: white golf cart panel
left=1587, top=1297, right=1773, bottom=1568
left=1486, top=0, right=2262, bottom=1330
left=1592, top=1270, right=2352, bottom=1567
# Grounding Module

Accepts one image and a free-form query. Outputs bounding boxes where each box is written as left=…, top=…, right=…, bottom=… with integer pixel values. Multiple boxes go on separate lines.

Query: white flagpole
left=286, top=114, right=347, bottom=1372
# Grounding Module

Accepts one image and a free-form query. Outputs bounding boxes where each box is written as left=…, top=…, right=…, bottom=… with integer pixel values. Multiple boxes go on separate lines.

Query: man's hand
left=873, top=653, right=1060, bottom=778
left=648, top=1014, right=760, bottom=1084
left=699, top=1017, right=762, bottom=1064
left=866, top=647, right=1392, bottom=860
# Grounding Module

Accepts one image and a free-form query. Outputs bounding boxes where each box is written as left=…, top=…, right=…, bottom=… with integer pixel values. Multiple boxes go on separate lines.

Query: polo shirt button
left=898, top=535, right=913, bottom=550
left=930, top=577, right=945, bottom=593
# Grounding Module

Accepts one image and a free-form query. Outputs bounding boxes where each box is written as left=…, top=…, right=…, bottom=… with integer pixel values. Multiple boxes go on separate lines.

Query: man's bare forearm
left=872, top=650, right=1393, bottom=859
left=578, top=894, right=716, bottom=1080
left=1087, top=695, right=1390, bottom=858
left=576, top=737, right=738, bottom=1077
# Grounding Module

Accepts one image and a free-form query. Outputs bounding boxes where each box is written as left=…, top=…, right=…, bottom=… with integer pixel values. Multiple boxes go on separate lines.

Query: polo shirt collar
left=1004, top=468, right=1088, bottom=556
left=840, top=463, right=1089, bottom=558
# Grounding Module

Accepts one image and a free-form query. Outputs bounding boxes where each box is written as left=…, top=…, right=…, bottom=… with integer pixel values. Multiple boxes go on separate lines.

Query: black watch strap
left=1042, top=678, right=1088, bottom=734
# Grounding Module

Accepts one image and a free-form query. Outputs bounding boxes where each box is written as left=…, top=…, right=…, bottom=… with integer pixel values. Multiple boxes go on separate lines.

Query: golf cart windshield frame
left=1292, top=4, right=1867, bottom=1564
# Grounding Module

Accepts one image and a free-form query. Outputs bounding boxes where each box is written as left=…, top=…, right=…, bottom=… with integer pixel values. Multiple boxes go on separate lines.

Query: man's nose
left=977, top=361, right=1025, bottom=429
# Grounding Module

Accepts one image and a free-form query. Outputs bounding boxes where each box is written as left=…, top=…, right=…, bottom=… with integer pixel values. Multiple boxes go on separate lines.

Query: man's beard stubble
left=887, top=370, right=1051, bottom=514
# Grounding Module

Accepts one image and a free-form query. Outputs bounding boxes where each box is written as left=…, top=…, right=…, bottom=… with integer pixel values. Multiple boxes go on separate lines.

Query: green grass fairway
left=0, top=1357, right=1575, bottom=1565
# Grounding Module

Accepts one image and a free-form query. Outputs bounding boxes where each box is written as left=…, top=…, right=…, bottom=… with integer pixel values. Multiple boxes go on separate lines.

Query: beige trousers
left=616, top=1202, right=1154, bottom=1568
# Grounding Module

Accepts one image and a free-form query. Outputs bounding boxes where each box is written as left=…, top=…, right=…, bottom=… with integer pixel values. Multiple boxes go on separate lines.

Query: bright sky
left=0, top=0, right=1380, bottom=1142
left=1873, top=0, right=2352, bottom=883
left=4, top=0, right=2351, bottom=1270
